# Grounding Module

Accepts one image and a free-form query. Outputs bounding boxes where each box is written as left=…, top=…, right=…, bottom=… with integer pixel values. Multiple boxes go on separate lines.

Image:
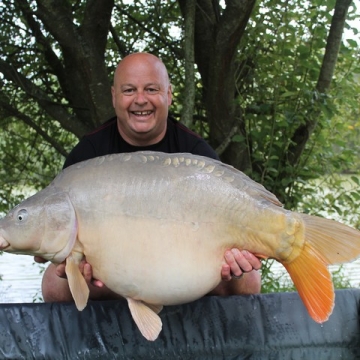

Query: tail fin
left=300, top=213, right=360, bottom=264
left=283, top=214, right=360, bottom=323
left=283, top=243, right=334, bottom=323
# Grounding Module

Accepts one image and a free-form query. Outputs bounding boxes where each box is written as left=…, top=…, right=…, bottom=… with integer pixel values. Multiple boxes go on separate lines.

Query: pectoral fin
left=65, top=252, right=90, bottom=311
left=127, top=298, right=163, bottom=341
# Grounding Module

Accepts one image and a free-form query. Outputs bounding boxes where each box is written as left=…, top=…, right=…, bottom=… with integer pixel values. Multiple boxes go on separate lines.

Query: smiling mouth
left=131, top=111, right=153, bottom=116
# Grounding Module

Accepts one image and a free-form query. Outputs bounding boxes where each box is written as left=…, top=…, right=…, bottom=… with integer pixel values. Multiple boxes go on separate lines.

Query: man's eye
left=123, top=88, right=134, bottom=94
left=146, top=88, right=158, bottom=93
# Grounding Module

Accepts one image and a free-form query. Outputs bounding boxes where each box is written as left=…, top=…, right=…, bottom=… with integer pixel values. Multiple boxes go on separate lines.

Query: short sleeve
left=63, top=138, right=98, bottom=169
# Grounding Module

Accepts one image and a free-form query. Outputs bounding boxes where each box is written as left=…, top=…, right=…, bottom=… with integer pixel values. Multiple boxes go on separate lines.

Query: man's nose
left=134, top=91, right=148, bottom=104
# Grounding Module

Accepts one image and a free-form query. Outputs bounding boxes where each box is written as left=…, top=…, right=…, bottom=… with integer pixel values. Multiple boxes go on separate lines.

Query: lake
left=0, top=253, right=44, bottom=303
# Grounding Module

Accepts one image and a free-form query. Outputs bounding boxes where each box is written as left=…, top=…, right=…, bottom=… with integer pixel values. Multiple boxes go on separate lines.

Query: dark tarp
left=0, top=289, right=359, bottom=359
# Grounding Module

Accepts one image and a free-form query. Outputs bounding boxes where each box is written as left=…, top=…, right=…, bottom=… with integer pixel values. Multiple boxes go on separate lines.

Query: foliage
left=234, top=0, right=359, bottom=202
left=0, top=1, right=358, bottom=198
left=0, top=0, right=188, bottom=212
left=261, top=173, right=360, bottom=293
left=260, top=260, right=296, bottom=293
left=0, top=102, right=76, bottom=211
left=0, top=0, right=359, bottom=293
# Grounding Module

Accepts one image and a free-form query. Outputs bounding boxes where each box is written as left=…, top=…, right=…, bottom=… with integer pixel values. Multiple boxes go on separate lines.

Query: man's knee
left=238, top=269, right=261, bottom=295
left=210, top=270, right=261, bottom=296
left=41, top=264, right=73, bottom=302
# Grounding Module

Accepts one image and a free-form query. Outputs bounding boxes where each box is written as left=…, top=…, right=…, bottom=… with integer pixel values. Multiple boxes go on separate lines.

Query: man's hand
left=221, top=249, right=261, bottom=281
left=55, top=259, right=105, bottom=288
left=35, top=256, right=105, bottom=288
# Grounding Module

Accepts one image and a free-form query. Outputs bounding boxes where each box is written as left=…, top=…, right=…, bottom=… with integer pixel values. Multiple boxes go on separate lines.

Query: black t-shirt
left=64, top=116, right=219, bottom=168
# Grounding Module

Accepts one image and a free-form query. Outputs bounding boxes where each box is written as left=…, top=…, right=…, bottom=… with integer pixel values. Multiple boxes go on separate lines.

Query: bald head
left=111, top=52, right=173, bottom=146
left=113, top=53, right=170, bottom=88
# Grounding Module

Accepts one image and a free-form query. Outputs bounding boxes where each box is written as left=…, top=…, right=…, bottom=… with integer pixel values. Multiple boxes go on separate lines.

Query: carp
left=0, top=151, right=360, bottom=341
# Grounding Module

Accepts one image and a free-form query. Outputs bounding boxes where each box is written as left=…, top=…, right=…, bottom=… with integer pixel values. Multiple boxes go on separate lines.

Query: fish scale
left=1, top=151, right=360, bottom=341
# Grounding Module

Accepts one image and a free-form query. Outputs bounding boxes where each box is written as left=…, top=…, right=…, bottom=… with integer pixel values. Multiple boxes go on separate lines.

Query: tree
left=0, top=0, right=358, bottom=212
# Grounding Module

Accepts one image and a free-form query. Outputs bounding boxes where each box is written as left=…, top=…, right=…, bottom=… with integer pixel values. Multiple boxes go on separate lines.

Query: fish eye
left=16, top=209, right=28, bottom=223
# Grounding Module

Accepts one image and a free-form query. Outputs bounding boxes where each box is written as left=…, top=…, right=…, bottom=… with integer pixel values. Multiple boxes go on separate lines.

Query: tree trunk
left=180, top=0, right=196, bottom=128
left=35, top=0, right=115, bottom=131
left=178, top=0, right=256, bottom=169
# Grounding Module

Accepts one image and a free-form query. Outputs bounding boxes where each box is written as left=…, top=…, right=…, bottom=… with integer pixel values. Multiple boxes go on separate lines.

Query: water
left=0, top=253, right=44, bottom=303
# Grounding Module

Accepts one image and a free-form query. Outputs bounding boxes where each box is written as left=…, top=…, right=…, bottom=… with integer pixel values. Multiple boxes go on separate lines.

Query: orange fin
left=254, top=253, right=268, bottom=260
left=65, top=252, right=89, bottom=311
left=283, top=242, right=334, bottom=323
left=127, top=298, right=163, bottom=341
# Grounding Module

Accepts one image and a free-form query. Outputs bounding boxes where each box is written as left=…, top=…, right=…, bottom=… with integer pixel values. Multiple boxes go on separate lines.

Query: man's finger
left=220, top=263, right=233, bottom=281
left=55, top=263, right=67, bottom=279
left=92, top=279, right=105, bottom=288
left=239, top=250, right=262, bottom=270
left=230, top=249, right=253, bottom=273
left=83, top=263, right=93, bottom=283
left=34, top=256, right=48, bottom=264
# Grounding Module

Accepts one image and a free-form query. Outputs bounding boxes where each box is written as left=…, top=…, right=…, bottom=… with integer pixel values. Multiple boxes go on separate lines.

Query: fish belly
left=81, top=216, right=228, bottom=305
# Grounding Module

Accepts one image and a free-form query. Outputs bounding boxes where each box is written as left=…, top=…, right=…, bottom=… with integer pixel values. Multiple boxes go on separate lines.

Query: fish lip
left=0, top=236, right=10, bottom=250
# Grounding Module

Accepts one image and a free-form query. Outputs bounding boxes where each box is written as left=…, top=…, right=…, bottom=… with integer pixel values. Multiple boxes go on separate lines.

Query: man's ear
left=111, top=86, right=116, bottom=108
left=167, top=84, right=173, bottom=105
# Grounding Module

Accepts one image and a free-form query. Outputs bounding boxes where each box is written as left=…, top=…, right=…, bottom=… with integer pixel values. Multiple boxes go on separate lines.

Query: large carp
left=0, top=151, right=360, bottom=341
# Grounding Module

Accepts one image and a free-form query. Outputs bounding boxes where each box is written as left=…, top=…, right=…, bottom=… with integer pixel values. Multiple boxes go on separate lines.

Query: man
left=38, top=52, right=261, bottom=303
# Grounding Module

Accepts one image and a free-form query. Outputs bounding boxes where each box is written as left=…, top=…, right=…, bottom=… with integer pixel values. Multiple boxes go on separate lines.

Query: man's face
left=111, top=54, right=172, bottom=146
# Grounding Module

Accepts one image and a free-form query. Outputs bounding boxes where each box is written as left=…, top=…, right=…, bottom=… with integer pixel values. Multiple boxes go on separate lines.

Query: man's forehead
left=120, top=82, right=161, bottom=88
left=115, top=58, right=169, bottom=84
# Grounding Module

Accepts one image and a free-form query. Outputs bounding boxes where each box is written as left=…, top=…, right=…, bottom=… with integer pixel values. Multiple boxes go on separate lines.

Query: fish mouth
left=0, top=235, right=10, bottom=250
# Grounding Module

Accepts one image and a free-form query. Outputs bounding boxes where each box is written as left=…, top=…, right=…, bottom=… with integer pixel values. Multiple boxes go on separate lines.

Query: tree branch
left=115, top=4, right=182, bottom=58
left=0, top=98, right=68, bottom=157
left=0, top=59, right=89, bottom=137
left=215, top=124, right=239, bottom=155
left=16, top=0, right=67, bottom=89
left=34, top=0, right=115, bottom=128
left=287, top=0, right=353, bottom=165
left=109, top=24, right=130, bottom=58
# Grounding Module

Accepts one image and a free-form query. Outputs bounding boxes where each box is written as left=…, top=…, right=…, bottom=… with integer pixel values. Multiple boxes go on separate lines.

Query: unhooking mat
left=0, top=289, right=359, bottom=359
